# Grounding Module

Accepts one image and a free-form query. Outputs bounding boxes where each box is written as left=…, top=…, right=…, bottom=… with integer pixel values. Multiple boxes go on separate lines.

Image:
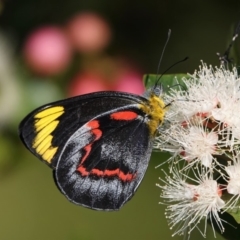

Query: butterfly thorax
left=139, top=93, right=166, bottom=137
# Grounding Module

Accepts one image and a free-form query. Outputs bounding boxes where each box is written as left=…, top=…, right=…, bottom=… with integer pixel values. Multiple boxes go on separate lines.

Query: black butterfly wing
left=19, top=91, right=147, bottom=168
left=54, top=105, right=153, bottom=210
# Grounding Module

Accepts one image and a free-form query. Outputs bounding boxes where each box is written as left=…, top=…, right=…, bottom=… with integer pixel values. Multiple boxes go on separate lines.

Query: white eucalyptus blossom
left=224, top=155, right=240, bottom=210
left=164, top=63, right=240, bottom=123
left=226, top=162, right=240, bottom=196
left=156, top=121, right=220, bottom=168
left=156, top=62, right=240, bottom=237
left=157, top=168, right=225, bottom=237
left=156, top=63, right=240, bottom=164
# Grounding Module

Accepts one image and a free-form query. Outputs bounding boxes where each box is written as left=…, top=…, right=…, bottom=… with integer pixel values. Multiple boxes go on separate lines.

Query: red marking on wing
left=87, top=120, right=100, bottom=128
left=78, top=166, right=136, bottom=182
left=118, top=171, right=136, bottom=181
left=79, top=128, right=102, bottom=165
left=110, top=111, right=138, bottom=121
left=80, top=144, right=92, bottom=164
left=77, top=117, right=136, bottom=182
left=92, top=129, right=102, bottom=140
left=78, top=166, right=89, bottom=176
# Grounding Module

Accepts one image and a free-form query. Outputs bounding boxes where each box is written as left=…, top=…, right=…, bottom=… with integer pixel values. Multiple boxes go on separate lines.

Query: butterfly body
left=19, top=88, right=165, bottom=210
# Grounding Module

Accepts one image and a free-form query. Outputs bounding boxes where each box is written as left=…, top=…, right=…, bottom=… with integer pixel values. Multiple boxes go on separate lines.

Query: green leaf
left=211, top=212, right=240, bottom=240
left=227, top=203, right=240, bottom=224
left=143, top=73, right=189, bottom=93
left=222, top=193, right=240, bottom=224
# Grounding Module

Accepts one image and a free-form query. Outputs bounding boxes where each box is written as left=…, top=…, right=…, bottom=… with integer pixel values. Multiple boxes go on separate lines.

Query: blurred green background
left=0, top=0, right=240, bottom=239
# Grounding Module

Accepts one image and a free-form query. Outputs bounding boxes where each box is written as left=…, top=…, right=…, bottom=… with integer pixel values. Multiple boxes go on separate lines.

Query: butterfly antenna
left=154, top=29, right=188, bottom=88
left=155, top=29, right=172, bottom=79
left=217, top=21, right=240, bottom=66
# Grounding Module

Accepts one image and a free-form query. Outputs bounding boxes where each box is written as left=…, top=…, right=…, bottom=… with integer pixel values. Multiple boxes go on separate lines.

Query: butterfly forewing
left=19, top=92, right=146, bottom=168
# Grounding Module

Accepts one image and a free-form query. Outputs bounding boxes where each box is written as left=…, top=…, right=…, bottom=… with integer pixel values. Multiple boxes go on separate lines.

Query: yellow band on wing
left=32, top=106, right=65, bottom=164
left=35, top=106, right=64, bottom=118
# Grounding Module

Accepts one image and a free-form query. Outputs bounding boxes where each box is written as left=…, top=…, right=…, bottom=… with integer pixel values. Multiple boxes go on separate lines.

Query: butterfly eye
left=153, top=84, right=163, bottom=97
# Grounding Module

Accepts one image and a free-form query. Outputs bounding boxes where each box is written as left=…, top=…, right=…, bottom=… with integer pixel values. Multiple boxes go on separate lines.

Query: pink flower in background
left=68, top=67, right=144, bottom=97
left=66, top=12, right=112, bottom=53
left=113, top=70, right=145, bottom=94
left=23, top=26, right=72, bottom=76
left=23, top=13, right=143, bottom=96
left=68, top=72, right=110, bottom=96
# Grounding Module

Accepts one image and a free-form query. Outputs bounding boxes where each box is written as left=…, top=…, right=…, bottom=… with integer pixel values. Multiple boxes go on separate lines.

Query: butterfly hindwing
left=19, top=91, right=147, bottom=168
left=54, top=106, right=153, bottom=210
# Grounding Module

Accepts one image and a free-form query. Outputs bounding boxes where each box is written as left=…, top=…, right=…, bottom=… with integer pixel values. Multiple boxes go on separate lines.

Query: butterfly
left=19, top=83, right=166, bottom=211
